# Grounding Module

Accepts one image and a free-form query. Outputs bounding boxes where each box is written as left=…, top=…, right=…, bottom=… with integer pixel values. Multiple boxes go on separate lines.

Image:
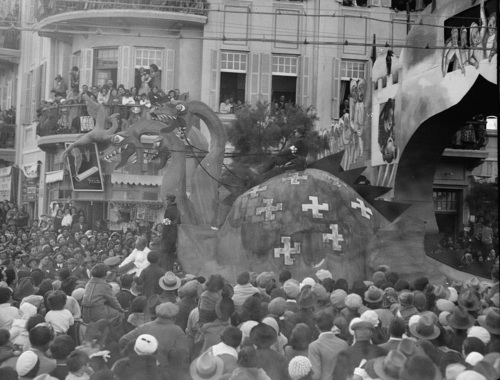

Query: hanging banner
left=65, top=143, right=104, bottom=192
left=0, top=166, right=12, bottom=202
left=22, top=162, right=39, bottom=178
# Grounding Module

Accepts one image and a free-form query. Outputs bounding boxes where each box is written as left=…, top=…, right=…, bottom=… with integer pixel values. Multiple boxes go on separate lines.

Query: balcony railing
left=0, top=123, right=15, bottom=149
left=36, top=0, right=210, bottom=20
left=36, top=103, right=152, bottom=137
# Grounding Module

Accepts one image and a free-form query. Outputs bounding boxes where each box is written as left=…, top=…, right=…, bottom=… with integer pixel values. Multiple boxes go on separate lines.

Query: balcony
left=0, top=123, right=16, bottom=164
left=35, top=0, right=209, bottom=39
left=0, top=4, right=20, bottom=66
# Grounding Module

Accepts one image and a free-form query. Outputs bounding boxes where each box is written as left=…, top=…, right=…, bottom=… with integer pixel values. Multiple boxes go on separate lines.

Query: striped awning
left=110, top=173, right=162, bottom=186
left=45, top=170, right=64, bottom=184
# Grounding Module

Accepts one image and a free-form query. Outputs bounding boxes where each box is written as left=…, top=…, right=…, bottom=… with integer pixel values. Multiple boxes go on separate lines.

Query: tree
left=221, top=101, right=327, bottom=196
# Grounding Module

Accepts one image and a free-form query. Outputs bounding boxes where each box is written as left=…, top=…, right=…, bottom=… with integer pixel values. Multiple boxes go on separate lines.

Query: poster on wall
left=371, top=98, right=398, bottom=166
left=0, top=166, right=12, bottom=202
left=65, top=143, right=104, bottom=191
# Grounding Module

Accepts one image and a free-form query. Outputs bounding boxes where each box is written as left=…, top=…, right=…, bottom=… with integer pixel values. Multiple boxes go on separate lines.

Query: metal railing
left=36, top=0, right=210, bottom=20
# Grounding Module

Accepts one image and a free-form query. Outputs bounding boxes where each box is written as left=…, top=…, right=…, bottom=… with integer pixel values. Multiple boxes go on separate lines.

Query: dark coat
left=81, top=277, right=124, bottom=323
left=255, top=348, right=290, bottom=380
left=332, top=340, right=388, bottom=380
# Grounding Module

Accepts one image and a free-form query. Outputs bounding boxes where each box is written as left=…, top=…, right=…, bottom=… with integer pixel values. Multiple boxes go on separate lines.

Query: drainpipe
left=311, top=0, right=320, bottom=109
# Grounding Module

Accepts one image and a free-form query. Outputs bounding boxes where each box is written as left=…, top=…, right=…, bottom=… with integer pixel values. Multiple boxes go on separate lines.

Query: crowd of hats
left=0, top=218, right=499, bottom=380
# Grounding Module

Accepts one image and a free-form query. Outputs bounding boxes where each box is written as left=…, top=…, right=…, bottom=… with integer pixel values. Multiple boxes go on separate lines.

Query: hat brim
left=408, top=324, right=441, bottom=340
left=457, top=299, right=481, bottom=311
left=365, top=294, right=384, bottom=304
left=159, top=277, right=181, bottom=291
left=372, top=356, right=401, bottom=380
left=445, top=313, right=475, bottom=330
left=478, top=315, right=500, bottom=335
left=189, top=356, right=224, bottom=380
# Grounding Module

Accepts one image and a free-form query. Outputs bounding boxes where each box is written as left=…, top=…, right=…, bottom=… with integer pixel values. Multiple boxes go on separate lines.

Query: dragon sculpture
left=61, top=95, right=120, bottom=164
left=100, top=99, right=438, bottom=283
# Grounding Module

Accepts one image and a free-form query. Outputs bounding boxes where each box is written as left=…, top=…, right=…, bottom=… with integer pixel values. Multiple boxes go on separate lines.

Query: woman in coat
left=81, top=263, right=125, bottom=323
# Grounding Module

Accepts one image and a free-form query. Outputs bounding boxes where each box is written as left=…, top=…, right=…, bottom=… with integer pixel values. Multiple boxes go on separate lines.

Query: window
left=272, top=55, right=298, bottom=76
left=219, top=52, right=248, bottom=108
left=433, top=190, right=458, bottom=212
left=221, top=52, right=247, bottom=73
left=135, top=49, right=162, bottom=69
left=93, top=48, right=118, bottom=87
left=271, top=55, right=298, bottom=109
left=341, top=60, right=366, bottom=80
left=134, top=48, right=163, bottom=92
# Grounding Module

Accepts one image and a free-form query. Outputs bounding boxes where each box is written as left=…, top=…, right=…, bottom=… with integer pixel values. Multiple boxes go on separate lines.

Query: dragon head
left=149, top=100, right=189, bottom=132
left=101, top=121, right=171, bottom=170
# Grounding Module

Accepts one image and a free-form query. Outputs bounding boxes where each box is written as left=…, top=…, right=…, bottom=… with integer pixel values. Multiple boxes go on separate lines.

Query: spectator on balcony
left=52, top=74, right=68, bottom=97
left=149, top=64, right=162, bottom=89
left=108, top=88, right=122, bottom=106
left=61, top=209, right=73, bottom=228
left=70, top=67, right=80, bottom=90
left=66, top=87, right=80, bottom=104
left=130, top=87, right=140, bottom=102
left=140, top=93, right=151, bottom=108
left=166, top=90, right=176, bottom=102
left=79, top=85, right=92, bottom=103
left=107, top=80, right=116, bottom=90
left=219, top=98, right=233, bottom=114
left=149, top=86, right=167, bottom=106
left=97, top=85, right=111, bottom=104
left=122, top=91, right=136, bottom=106
left=174, top=89, right=181, bottom=100
left=117, top=85, right=126, bottom=96
left=90, top=86, right=99, bottom=98
left=138, top=68, right=151, bottom=95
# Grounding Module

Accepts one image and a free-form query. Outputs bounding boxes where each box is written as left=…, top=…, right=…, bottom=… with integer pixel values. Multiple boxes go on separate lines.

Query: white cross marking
left=302, top=196, right=329, bottom=219
left=256, top=198, right=283, bottom=221
left=351, top=198, right=373, bottom=219
left=281, top=172, right=308, bottom=185
left=323, top=224, right=344, bottom=251
left=274, top=236, right=301, bottom=265
left=247, top=185, right=267, bottom=199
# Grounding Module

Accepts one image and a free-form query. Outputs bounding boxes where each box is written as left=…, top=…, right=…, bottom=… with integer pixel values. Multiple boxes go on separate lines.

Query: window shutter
left=299, top=56, right=310, bottom=107
left=209, top=49, right=220, bottom=111
left=22, top=73, right=32, bottom=124
left=331, top=58, right=340, bottom=120
left=80, top=48, right=94, bottom=87
left=248, top=53, right=260, bottom=106
left=31, top=69, right=38, bottom=122
left=165, top=49, right=175, bottom=93
left=40, top=63, right=47, bottom=102
left=6, top=81, right=12, bottom=109
left=118, top=46, right=132, bottom=88
left=260, top=53, right=271, bottom=103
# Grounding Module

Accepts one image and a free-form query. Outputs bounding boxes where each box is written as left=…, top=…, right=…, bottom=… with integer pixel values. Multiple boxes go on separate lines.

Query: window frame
left=221, top=51, right=248, bottom=73
left=272, top=55, right=299, bottom=77
left=134, top=48, right=163, bottom=69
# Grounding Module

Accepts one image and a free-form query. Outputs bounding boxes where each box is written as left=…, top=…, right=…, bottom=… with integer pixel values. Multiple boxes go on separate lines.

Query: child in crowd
left=0, top=328, right=21, bottom=364
left=198, top=274, right=225, bottom=325
left=66, top=350, right=91, bottom=380
left=45, top=290, right=74, bottom=334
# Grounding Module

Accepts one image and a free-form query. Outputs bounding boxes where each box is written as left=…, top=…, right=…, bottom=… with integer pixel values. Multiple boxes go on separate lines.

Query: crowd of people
left=47, top=65, right=183, bottom=110
left=0, top=200, right=499, bottom=379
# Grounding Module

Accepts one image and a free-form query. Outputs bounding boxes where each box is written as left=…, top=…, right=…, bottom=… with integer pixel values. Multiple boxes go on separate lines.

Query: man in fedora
left=446, top=305, right=476, bottom=352
left=190, top=349, right=224, bottom=380
left=287, top=286, right=319, bottom=341
left=478, top=307, right=500, bottom=352
left=158, top=271, right=182, bottom=304
left=332, top=319, right=388, bottom=380
left=251, top=323, right=289, bottom=380
left=161, top=194, right=180, bottom=271
left=118, top=302, right=189, bottom=376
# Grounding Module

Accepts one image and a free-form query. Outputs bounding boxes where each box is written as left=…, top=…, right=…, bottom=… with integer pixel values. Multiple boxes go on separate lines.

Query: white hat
left=465, top=352, right=485, bottom=366
left=315, top=269, right=332, bottom=281
left=467, top=326, right=491, bottom=345
left=134, top=334, right=158, bottom=355
left=300, top=277, right=315, bottom=290
left=288, top=356, right=312, bottom=380
left=16, top=350, right=39, bottom=377
left=448, top=287, right=458, bottom=303
left=456, top=370, right=487, bottom=380
left=408, top=314, right=421, bottom=328
left=360, top=310, right=380, bottom=328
